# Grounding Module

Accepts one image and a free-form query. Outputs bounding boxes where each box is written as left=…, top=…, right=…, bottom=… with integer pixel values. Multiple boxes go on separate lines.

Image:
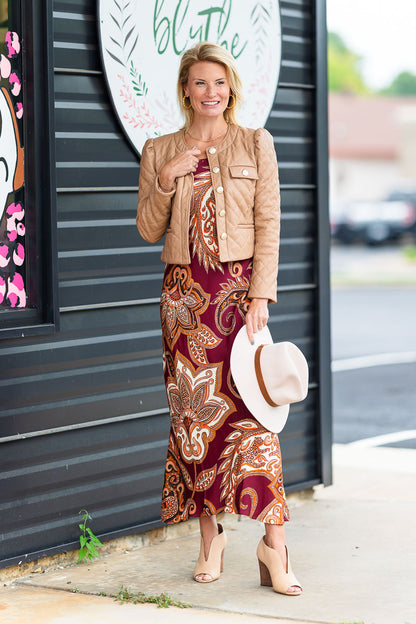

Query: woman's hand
left=245, top=298, right=269, bottom=344
left=159, top=147, right=201, bottom=191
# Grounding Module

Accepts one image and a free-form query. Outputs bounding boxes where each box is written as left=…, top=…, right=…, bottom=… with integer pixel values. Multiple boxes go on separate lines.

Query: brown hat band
left=254, top=344, right=279, bottom=408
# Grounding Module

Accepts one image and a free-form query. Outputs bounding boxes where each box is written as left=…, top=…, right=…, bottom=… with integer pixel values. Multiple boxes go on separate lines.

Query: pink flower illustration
left=13, top=243, right=25, bottom=266
left=6, top=202, right=23, bottom=215
left=0, top=243, right=9, bottom=268
left=0, top=54, right=11, bottom=79
left=5, top=32, right=20, bottom=57
left=7, top=272, right=26, bottom=307
left=0, top=276, right=5, bottom=304
left=16, top=102, right=23, bottom=119
left=9, top=72, right=21, bottom=96
left=7, top=273, right=26, bottom=308
left=6, top=203, right=25, bottom=241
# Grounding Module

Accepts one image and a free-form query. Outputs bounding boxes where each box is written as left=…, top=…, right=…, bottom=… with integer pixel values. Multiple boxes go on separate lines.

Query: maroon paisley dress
left=160, top=159, right=289, bottom=525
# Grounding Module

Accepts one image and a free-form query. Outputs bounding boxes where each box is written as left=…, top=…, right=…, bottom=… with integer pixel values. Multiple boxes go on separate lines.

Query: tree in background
left=328, top=32, right=369, bottom=94
left=381, top=71, right=416, bottom=96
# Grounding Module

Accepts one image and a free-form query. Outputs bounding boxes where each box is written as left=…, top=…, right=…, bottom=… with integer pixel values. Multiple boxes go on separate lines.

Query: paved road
left=330, top=245, right=416, bottom=449
left=331, top=286, right=416, bottom=359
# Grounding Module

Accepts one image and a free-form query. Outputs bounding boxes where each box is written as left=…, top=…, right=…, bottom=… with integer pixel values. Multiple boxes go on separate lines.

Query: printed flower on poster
left=5, top=32, right=20, bottom=58
left=9, top=72, right=21, bottom=97
left=0, top=54, right=11, bottom=79
left=0, top=244, right=9, bottom=268
left=0, top=86, right=24, bottom=223
left=167, top=353, right=235, bottom=463
left=0, top=276, right=5, bottom=303
left=0, top=31, right=26, bottom=311
left=7, top=272, right=26, bottom=307
left=118, top=73, right=160, bottom=131
left=6, top=203, right=25, bottom=242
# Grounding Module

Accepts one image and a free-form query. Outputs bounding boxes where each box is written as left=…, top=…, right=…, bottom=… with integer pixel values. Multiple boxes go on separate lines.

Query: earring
left=182, top=95, right=192, bottom=110
left=226, top=93, right=235, bottom=109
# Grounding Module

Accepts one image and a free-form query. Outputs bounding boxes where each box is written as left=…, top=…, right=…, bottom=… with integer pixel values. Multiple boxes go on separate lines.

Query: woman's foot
left=262, top=524, right=302, bottom=595
left=194, top=516, right=226, bottom=583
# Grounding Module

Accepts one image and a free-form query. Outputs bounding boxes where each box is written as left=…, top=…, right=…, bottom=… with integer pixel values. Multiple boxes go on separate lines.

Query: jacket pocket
left=228, top=165, right=258, bottom=180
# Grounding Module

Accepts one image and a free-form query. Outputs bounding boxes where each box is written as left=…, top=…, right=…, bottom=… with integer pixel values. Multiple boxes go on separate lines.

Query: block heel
left=193, top=523, right=227, bottom=583
left=256, top=537, right=302, bottom=596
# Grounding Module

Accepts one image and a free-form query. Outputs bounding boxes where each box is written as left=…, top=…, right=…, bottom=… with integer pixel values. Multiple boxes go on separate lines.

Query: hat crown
left=230, top=326, right=309, bottom=434
left=258, top=342, right=309, bottom=406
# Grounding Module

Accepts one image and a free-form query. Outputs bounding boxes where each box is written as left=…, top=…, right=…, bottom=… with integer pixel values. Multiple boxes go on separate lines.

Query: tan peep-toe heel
left=257, top=536, right=302, bottom=596
left=193, top=523, right=227, bottom=583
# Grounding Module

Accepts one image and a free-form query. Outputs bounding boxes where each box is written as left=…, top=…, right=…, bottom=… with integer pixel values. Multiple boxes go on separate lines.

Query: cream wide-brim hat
left=230, top=325, right=309, bottom=433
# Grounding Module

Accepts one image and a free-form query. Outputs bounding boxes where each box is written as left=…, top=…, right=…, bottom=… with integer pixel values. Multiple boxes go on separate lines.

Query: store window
left=0, top=1, right=58, bottom=336
left=0, top=1, right=25, bottom=310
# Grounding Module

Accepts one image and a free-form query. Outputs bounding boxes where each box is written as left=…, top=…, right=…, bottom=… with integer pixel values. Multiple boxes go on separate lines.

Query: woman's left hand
left=245, top=298, right=269, bottom=344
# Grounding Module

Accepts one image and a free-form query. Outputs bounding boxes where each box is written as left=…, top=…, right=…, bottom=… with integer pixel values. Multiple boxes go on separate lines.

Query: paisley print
left=161, top=264, right=220, bottom=365
left=189, top=161, right=223, bottom=273
left=161, top=159, right=289, bottom=525
left=213, top=272, right=251, bottom=335
left=166, top=352, right=235, bottom=463
left=160, top=265, right=209, bottom=348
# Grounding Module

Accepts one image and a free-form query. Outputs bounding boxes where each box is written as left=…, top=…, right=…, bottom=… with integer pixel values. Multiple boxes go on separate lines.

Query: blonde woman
left=136, top=42, right=301, bottom=595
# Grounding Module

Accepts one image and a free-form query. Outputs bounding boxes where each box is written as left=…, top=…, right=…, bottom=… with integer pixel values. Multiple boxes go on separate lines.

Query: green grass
left=114, top=586, right=191, bottom=609
left=403, top=245, right=416, bottom=262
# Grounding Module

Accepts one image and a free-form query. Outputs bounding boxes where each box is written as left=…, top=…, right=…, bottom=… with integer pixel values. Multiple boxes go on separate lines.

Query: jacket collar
left=173, top=123, right=238, bottom=153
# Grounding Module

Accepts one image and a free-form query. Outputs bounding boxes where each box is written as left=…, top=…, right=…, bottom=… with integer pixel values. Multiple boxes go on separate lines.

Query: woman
left=136, top=42, right=301, bottom=595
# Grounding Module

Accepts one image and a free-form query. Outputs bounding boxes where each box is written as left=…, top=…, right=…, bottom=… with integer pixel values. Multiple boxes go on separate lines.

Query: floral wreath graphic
left=98, top=0, right=281, bottom=155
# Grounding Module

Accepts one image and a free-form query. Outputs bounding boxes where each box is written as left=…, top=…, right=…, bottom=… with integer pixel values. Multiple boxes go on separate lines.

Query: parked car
left=386, top=189, right=416, bottom=208
left=331, top=199, right=416, bottom=245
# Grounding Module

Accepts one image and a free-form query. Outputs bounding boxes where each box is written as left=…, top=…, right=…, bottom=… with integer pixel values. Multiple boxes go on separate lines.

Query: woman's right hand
left=159, top=147, right=201, bottom=191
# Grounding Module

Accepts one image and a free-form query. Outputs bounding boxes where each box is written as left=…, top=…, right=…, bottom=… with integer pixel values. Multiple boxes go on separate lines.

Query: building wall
left=0, top=0, right=331, bottom=568
left=330, top=158, right=401, bottom=205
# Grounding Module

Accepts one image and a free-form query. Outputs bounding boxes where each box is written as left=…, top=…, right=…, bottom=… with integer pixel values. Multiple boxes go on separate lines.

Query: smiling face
left=184, top=61, right=231, bottom=122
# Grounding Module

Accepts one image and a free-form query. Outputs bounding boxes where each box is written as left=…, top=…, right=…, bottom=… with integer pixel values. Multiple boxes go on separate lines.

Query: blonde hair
left=177, top=42, right=243, bottom=128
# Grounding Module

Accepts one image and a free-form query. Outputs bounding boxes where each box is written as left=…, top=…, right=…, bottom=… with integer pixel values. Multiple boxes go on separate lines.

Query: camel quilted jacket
left=136, top=123, right=281, bottom=302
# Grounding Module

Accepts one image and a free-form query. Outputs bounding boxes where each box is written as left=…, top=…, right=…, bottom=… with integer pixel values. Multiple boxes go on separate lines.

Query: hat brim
left=230, top=325, right=290, bottom=434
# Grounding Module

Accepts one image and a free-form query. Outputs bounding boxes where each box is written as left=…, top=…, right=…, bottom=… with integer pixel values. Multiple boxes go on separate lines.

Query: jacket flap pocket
left=228, top=165, right=258, bottom=180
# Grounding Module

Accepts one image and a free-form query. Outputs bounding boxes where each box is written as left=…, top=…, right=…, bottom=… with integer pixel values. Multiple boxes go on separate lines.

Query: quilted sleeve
left=136, top=138, right=176, bottom=243
left=248, top=127, right=281, bottom=303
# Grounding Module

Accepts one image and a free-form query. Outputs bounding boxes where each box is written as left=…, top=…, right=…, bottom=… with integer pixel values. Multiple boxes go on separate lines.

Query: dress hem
left=162, top=506, right=289, bottom=526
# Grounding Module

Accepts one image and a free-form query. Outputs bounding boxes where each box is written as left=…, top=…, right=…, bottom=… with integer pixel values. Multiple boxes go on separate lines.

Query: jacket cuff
left=247, top=284, right=277, bottom=304
left=156, top=176, right=176, bottom=196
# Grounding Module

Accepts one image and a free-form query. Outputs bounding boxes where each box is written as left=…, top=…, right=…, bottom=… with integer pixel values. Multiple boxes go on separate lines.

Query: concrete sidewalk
left=330, top=244, right=416, bottom=286
left=2, top=444, right=416, bottom=624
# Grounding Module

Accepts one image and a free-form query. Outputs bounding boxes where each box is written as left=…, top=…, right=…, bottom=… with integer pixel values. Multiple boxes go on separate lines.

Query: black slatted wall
left=0, top=0, right=331, bottom=567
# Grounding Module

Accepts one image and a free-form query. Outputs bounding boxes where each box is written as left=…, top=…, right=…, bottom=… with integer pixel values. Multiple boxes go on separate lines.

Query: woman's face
left=184, top=61, right=230, bottom=122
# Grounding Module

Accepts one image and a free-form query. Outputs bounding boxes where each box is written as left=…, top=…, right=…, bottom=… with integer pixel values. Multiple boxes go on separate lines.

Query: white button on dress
left=242, top=169, right=249, bottom=176
left=219, top=209, right=226, bottom=217
left=208, top=147, right=216, bottom=154
left=220, top=232, right=227, bottom=240
left=212, top=166, right=220, bottom=173
left=217, top=186, right=224, bottom=193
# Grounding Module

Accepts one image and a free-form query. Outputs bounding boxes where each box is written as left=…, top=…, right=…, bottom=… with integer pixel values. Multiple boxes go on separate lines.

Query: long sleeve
left=136, top=138, right=176, bottom=243
left=247, top=127, right=281, bottom=303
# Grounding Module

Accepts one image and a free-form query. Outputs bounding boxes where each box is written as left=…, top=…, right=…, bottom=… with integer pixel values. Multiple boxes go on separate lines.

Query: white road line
left=332, top=351, right=416, bottom=372
left=347, top=430, right=416, bottom=448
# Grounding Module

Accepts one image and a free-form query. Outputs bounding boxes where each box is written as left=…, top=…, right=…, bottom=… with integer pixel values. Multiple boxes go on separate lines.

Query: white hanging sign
left=98, top=0, right=282, bottom=155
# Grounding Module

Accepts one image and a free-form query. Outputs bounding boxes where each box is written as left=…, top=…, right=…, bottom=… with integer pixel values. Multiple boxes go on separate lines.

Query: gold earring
left=182, top=95, right=192, bottom=110
left=226, top=93, right=235, bottom=110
